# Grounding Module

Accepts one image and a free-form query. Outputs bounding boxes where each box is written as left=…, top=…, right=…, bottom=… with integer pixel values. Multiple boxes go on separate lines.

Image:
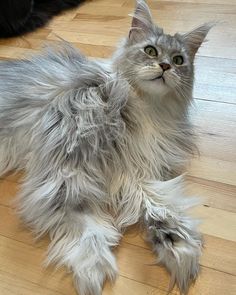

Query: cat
left=0, top=0, right=213, bottom=294
left=0, top=0, right=84, bottom=38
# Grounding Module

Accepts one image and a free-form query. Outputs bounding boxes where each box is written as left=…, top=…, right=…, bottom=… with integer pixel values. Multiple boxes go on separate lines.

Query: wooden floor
left=0, top=0, right=236, bottom=294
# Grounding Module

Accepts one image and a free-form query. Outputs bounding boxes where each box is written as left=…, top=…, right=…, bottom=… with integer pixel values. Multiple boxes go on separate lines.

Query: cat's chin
left=140, top=79, right=170, bottom=97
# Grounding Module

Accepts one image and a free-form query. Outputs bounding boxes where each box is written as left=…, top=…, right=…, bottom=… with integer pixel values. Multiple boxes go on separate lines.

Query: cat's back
left=0, top=41, right=120, bottom=135
left=0, top=42, right=112, bottom=103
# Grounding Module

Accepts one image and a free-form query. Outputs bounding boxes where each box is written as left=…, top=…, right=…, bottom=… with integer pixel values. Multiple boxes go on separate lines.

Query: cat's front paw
left=147, top=219, right=202, bottom=294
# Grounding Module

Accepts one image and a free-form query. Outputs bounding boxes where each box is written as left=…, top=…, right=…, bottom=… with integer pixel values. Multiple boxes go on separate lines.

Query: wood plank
left=80, top=1, right=236, bottom=29
left=0, top=45, right=37, bottom=59
left=0, top=235, right=77, bottom=295
left=0, top=179, right=19, bottom=207
left=123, top=0, right=236, bottom=7
left=123, top=229, right=236, bottom=275
left=0, top=172, right=23, bottom=183
left=194, top=57, right=236, bottom=104
left=186, top=176, right=236, bottom=212
left=47, top=30, right=121, bottom=47
left=116, top=241, right=236, bottom=295
left=201, top=235, right=236, bottom=275
left=0, top=270, right=63, bottom=295
left=0, top=37, right=114, bottom=59
left=189, top=156, right=236, bottom=186
left=103, top=275, right=166, bottom=295
left=0, top=205, right=36, bottom=246
left=191, top=100, right=236, bottom=161
left=0, top=263, right=168, bottom=295
left=193, top=205, right=236, bottom=241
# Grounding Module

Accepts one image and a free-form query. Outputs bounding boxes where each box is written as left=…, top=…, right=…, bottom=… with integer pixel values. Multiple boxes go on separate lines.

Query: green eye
left=173, top=55, right=184, bottom=65
left=144, top=45, right=158, bottom=57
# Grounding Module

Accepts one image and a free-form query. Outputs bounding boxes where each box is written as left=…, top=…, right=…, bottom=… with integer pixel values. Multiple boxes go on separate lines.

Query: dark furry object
left=0, top=0, right=84, bottom=38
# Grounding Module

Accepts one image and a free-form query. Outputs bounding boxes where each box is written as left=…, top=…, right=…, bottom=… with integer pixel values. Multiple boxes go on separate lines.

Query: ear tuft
left=179, top=22, right=215, bottom=57
left=129, top=0, right=154, bottom=42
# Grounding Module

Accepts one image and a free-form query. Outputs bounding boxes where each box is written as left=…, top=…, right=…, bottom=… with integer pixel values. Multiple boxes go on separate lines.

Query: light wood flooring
left=0, top=0, right=235, bottom=294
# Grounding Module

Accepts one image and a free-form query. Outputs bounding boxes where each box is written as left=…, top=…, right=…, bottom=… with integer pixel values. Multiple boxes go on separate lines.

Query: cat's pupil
left=173, top=55, right=184, bottom=65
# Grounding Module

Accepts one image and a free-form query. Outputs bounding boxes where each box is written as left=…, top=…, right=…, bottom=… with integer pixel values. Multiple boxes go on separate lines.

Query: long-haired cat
left=0, top=1, right=213, bottom=294
left=0, top=0, right=84, bottom=38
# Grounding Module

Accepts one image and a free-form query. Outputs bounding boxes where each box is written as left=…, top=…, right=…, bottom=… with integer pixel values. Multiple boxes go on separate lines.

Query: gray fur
left=0, top=1, right=212, bottom=294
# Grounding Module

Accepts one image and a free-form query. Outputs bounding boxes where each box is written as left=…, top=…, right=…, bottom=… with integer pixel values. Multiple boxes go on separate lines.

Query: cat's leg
left=18, top=176, right=120, bottom=295
left=141, top=176, right=202, bottom=294
left=47, top=207, right=120, bottom=295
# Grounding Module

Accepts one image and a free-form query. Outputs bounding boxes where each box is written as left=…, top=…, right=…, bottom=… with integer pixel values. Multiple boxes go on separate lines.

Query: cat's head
left=114, top=0, right=213, bottom=99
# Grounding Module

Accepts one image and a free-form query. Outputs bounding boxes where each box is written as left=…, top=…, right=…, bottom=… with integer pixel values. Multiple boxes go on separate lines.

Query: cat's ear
left=179, top=23, right=214, bottom=57
left=129, top=0, right=154, bottom=42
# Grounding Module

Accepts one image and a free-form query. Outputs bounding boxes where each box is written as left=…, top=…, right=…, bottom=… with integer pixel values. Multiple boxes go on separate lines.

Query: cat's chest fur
left=110, top=92, right=194, bottom=183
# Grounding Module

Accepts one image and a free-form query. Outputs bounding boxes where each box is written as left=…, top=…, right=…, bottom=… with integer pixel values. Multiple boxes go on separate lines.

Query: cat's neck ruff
left=132, top=86, right=190, bottom=122
left=112, top=87, right=194, bottom=182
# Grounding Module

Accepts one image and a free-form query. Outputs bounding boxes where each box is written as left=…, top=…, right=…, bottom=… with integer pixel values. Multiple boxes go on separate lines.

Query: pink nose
left=159, top=63, right=171, bottom=71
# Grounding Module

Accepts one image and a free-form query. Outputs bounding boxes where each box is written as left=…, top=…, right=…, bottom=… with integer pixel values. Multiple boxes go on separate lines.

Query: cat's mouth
left=150, top=74, right=165, bottom=83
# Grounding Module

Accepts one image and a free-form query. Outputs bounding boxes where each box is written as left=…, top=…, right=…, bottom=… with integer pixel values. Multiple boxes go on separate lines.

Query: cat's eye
left=144, top=45, right=158, bottom=57
left=173, top=55, right=184, bottom=65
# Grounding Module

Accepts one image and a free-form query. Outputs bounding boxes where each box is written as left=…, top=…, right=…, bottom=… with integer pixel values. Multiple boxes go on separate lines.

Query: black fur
left=0, top=0, right=84, bottom=38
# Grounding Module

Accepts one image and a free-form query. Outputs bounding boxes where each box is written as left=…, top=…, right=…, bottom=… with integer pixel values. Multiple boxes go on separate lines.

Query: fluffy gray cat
left=0, top=1, right=213, bottom=294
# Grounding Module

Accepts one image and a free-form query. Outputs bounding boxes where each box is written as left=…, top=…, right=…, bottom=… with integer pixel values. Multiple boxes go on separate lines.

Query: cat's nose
left=159, top=63, right=171, bottom=71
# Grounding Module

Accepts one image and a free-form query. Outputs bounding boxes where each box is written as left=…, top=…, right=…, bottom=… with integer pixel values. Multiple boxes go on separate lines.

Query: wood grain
left=0, top=0, right=235, bottom=294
